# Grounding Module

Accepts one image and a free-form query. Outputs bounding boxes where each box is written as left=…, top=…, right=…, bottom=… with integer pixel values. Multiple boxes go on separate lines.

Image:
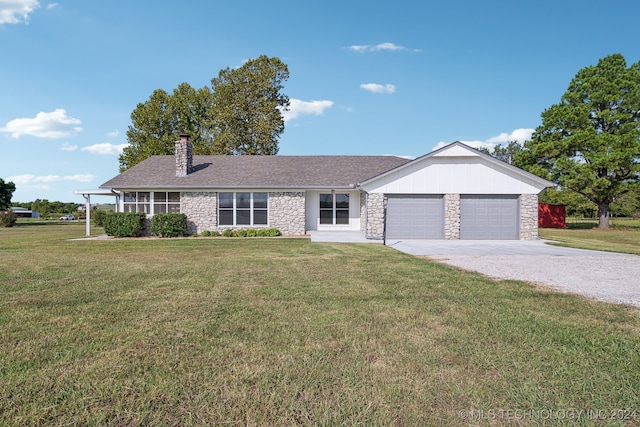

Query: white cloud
left=107, top=129, right=120, bottom=137
left=47, top=3, right=57, bottom=9
left=281, top=99, right=334, bottom=123
left=0, top=0, right=40, bottom=24
left=1, top=109, right=82, bottom=138
left=81, top=143, right=128, bottom=155
left=371, top=42, right=404, bottom=51
left=60, top=142, right=78, bottom=151
left=433, top=128, right=535, bottom=152
left=348, top=45, right=369, bottom=53
left=7, top=173, right=96, bottom=185
left=486, top=128, right=534, bottom=144
left=347, top=42, right=420, bottom=53
left=360, top=83, right=396, bottom=94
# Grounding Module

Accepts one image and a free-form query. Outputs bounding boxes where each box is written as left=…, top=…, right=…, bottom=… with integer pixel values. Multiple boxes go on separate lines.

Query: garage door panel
left=386, top=195, right=443, bottom=239
left=460, top=195, right=519, bottom=240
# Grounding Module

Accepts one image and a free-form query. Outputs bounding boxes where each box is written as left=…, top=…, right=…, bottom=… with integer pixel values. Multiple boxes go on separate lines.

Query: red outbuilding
left=538, top=203, right=566, bottom=228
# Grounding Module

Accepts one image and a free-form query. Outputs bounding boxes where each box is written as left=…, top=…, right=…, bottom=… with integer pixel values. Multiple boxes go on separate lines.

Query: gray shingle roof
left=100, top=155, right=411, bottom=189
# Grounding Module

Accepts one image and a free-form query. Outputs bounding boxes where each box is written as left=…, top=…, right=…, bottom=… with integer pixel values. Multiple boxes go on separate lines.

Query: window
left=154, top=192, right=180, bottom=213
left=123, top=191, right=150, bottom=214
left=122, top=191, right=180, bottom=214
left=319, top=193, right=349, bottom=225
left=219, top=192, right=268, bottom=226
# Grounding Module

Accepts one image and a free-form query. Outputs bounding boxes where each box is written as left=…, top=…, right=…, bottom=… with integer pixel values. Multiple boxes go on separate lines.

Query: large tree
left=0, top=178, right=16, bottom=210
left=519, top=53, right=640, bottom=228
left=119, top=55, right=289, bottom=171
left=211, top=55, right=290, bottom=155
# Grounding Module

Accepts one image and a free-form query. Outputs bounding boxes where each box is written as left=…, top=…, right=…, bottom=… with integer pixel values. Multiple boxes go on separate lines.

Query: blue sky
left=1, top=0, right=639, bottom=203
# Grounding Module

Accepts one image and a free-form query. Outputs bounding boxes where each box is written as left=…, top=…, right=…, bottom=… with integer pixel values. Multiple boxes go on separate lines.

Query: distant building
left=10, top=207, right=41, bottom=218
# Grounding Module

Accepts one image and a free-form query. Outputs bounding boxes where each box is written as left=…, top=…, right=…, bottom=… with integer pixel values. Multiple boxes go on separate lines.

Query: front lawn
left=1, top=223, right=639, bottom=425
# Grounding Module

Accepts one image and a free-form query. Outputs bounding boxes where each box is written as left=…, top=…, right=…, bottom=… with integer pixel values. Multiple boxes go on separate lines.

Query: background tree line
left=12, top=200, right=81, bottom=216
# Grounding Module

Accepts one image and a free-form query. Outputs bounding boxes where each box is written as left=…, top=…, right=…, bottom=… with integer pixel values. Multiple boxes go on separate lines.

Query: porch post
left=82, top=194, right=91, bottom=236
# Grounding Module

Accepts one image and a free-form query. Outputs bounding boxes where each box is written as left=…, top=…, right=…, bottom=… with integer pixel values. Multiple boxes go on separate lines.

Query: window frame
left=218, top=192, right=269, bottom=227
left=122, top=191, right=151, bottom=214
left=153, top=191, right=181, bottom=214
left=319, top=192, right=350, bottom=225
left=121, top=191, right=180, bottom=215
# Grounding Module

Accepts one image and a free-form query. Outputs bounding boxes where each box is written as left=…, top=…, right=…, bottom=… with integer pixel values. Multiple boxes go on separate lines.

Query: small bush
left=92, top=210, right=108, bottom=227
left=202, top=230, right=211, bottom=237
left=221, top=229, right=234, bottom=237
left=265, top=227, right=281, bottom=237
left=246, top=228, right=257, bottom=237
left=103, top=212, right=146, bottom=237
left=151, top=213, right=187, bottom=238
left=0, top=211, right=16, bottom=228
left=234, top=229, right=247, bottom=237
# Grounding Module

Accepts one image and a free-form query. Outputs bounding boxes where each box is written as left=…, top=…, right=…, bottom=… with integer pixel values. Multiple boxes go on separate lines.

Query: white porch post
left=82, top=193, right=91, bottom=236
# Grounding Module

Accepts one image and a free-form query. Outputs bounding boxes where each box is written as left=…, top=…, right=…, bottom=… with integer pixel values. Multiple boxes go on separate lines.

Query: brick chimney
left=175, top=134, right=193, bottom=176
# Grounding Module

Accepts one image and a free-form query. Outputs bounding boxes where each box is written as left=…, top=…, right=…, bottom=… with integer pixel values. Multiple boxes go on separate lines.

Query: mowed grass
left=540, top=218, right=640, bottom=255
left=1, top=223, right=640, bottom=426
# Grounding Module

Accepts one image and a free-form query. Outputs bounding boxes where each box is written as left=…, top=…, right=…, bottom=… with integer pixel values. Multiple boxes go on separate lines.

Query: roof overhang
left=75, top=188, right=119, bottom=196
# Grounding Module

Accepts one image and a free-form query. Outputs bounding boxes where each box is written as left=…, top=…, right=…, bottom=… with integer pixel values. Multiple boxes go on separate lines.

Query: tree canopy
left=119, top=55, right=289, bottom=171
left=478, top=141, right=523, bottom=165
left=0, top=178, right=16, bottom=211
left=518, top=53, right=640, bottom=228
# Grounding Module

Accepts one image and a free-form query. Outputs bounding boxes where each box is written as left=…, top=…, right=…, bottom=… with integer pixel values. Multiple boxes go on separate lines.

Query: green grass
left=1, top=223, right=640, bottom=425
left=540, top=218, right=640, bottom=255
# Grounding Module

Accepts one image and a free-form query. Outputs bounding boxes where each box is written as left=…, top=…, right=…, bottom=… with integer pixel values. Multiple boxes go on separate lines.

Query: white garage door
left=460, top=195, right=519, bottom=240
left=386, top=195, right=444, bottom=239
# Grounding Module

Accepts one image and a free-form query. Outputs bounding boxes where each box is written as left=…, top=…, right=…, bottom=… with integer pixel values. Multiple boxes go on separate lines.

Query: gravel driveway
left=388, top=239, right=640, bottom=308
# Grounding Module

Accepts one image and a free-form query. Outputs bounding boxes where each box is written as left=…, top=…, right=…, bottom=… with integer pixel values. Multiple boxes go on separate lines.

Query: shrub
left=92, top=210, right=108, bottom=227
left=103, top=212, right=146, bottom=237
left=265, top=227, right=281, bottom=237
left=0, top=211, right=16, bottom=228
left=202, top=230, right=211, bottom=237
left=151, top=213, right=187, bottom=238
left=217, top=227, right=281, bottom=237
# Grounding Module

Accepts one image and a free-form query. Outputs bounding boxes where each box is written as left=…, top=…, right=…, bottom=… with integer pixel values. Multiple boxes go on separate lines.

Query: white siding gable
left=359, top=143, right=551, bottom=195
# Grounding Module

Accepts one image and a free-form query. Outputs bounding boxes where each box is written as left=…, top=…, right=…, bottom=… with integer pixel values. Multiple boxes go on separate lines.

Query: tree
left=119, top=55, right=289, bottom=171
left=478, top=141, right=524, bottom=165
left=610, top=184, right=640, bottom=217
left=211, top=55, right=289, bottom=155
left=120, top=83, right=215, bottom=171
left=0, top=178, right=16, bottom=210
left=31, top=199, right=50, bottom=218
left=518, top=53, right=640, bottom=228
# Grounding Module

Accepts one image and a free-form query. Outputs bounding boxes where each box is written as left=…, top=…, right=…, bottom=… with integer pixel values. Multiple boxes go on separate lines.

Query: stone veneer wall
left=444, top=193, right=460, bottom=240
left=181, top=192, right=217, bottom=235
left=365, top=193, right=385, bottom=239
left=268, top=192, right=306, bottom=235
left=519, top=194, right=538, bottom=240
